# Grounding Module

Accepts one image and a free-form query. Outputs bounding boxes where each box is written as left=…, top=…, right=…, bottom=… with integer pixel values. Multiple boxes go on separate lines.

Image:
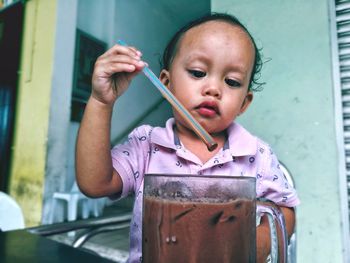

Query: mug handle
left=257, top=199, right=288, bottom=263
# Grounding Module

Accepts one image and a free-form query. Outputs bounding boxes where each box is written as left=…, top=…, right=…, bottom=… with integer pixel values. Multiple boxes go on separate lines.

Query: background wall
left=41, top=0, right=78, bottom=225
left=212, top=0, right=349, bottom=262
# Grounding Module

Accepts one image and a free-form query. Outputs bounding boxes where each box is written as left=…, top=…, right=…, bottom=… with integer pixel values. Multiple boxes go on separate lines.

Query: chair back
left=0, top=192, right=25, bottom=231
left=279, top=161, right=297, bottom=263
left=279, top=161, right=295, bottom=188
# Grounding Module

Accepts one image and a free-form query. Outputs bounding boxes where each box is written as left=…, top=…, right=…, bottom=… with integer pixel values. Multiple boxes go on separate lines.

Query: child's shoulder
left=127, top=124, right=155, bottom=142
left=128, top=118, right=173, bottom=142
left=228, top=122, right=273, bottom=154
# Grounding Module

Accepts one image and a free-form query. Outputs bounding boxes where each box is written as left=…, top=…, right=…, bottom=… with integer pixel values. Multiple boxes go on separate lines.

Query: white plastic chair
left=48, top=182, right=106, bottom=224
left=279, top=161, right=297, bottom=263
left=0, top=191, right=25, bottom=231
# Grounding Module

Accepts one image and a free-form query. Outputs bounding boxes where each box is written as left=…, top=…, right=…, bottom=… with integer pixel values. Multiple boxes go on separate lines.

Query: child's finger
left=105, top=54, right=144, bottom=66
left=108, top=63, right=137, bottom=74
left=102, top=44, right=141, bottom=60
left=128, top=46, right=142, bottom=57
left=95, top=56, right=145, bottom=78
left=96, top=55, right=145, bottom=74
left=93, top=63, right=136, bottom=83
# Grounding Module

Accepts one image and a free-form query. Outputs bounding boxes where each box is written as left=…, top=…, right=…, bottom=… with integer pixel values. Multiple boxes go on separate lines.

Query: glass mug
left=142, top=174, right=287, bottom=263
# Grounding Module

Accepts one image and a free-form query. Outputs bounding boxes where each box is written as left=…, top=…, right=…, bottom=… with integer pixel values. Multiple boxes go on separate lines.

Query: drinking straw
left=117, top=40, right=218, bottom=151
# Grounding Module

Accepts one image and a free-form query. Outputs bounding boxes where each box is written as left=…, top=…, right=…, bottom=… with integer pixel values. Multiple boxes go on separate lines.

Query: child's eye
left=225, top=78, right=241, bottom=88
left=189, top=70, right=206, bottom=78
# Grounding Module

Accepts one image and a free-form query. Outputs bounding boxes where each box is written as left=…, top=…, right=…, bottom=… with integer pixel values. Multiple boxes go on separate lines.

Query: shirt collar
left=150, top=118, right=257, bottom=156
left=150, top=118, right=178, bottom=150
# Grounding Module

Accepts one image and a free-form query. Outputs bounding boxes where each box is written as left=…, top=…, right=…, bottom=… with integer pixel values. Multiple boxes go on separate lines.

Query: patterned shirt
left=111, top=118, right=300, bottom=263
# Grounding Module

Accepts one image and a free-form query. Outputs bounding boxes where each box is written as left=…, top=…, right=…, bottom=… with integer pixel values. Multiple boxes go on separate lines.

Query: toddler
left=76, top=12, right=299, bottom=263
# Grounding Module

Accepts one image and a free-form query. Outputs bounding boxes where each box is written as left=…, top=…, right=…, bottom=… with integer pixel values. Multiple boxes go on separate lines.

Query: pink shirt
left=111, top=118, right=299, bottom=263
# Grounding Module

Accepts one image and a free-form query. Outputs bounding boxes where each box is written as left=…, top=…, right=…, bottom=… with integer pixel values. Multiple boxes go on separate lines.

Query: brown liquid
left=142, top=197, right=256, bottom=263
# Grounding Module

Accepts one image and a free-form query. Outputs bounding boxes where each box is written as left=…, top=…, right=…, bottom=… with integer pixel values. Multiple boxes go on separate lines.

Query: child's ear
left=159, top=69, right=170, bottom=88
left=239, top=92, right=253, bottom=114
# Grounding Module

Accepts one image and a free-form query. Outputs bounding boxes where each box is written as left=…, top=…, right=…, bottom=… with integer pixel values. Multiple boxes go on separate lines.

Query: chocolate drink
left=142, top=197, right=256, bottom=263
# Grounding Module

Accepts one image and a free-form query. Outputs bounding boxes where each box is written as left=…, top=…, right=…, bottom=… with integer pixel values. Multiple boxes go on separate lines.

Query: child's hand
left=91, top=44, right=146, bottom=105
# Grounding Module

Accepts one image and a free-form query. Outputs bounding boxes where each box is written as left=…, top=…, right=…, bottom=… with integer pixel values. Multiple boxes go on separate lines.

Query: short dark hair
left=161, top=12, right=264, bottom=92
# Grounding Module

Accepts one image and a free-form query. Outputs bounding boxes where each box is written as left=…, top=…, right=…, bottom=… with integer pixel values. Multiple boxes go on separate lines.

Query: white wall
left=42, top=0, right=79, bottom=224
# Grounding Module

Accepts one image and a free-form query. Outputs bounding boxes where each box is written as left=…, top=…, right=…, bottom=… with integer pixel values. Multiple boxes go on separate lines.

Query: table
left=0, top=229, right=115, bottom=263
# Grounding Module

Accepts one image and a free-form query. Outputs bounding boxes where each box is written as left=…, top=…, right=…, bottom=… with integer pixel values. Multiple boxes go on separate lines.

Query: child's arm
left=256, top=206, right=295, bottom=263
left=75, top=44, right=146, bottom=198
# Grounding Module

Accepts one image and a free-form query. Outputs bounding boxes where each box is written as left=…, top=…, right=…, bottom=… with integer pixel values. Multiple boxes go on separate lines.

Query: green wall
left=212, top=0, right=347, bottom=261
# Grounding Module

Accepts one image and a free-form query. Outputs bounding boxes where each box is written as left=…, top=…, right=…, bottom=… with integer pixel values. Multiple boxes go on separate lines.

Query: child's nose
left=202, top=80, right=222, bottom=98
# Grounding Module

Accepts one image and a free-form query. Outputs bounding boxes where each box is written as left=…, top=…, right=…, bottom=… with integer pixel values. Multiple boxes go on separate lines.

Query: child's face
left=160, top=20, right=255, bottom=134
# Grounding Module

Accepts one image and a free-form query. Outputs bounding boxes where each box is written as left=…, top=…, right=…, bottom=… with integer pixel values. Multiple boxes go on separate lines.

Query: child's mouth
left=196, top=101, right=219, bottom=117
